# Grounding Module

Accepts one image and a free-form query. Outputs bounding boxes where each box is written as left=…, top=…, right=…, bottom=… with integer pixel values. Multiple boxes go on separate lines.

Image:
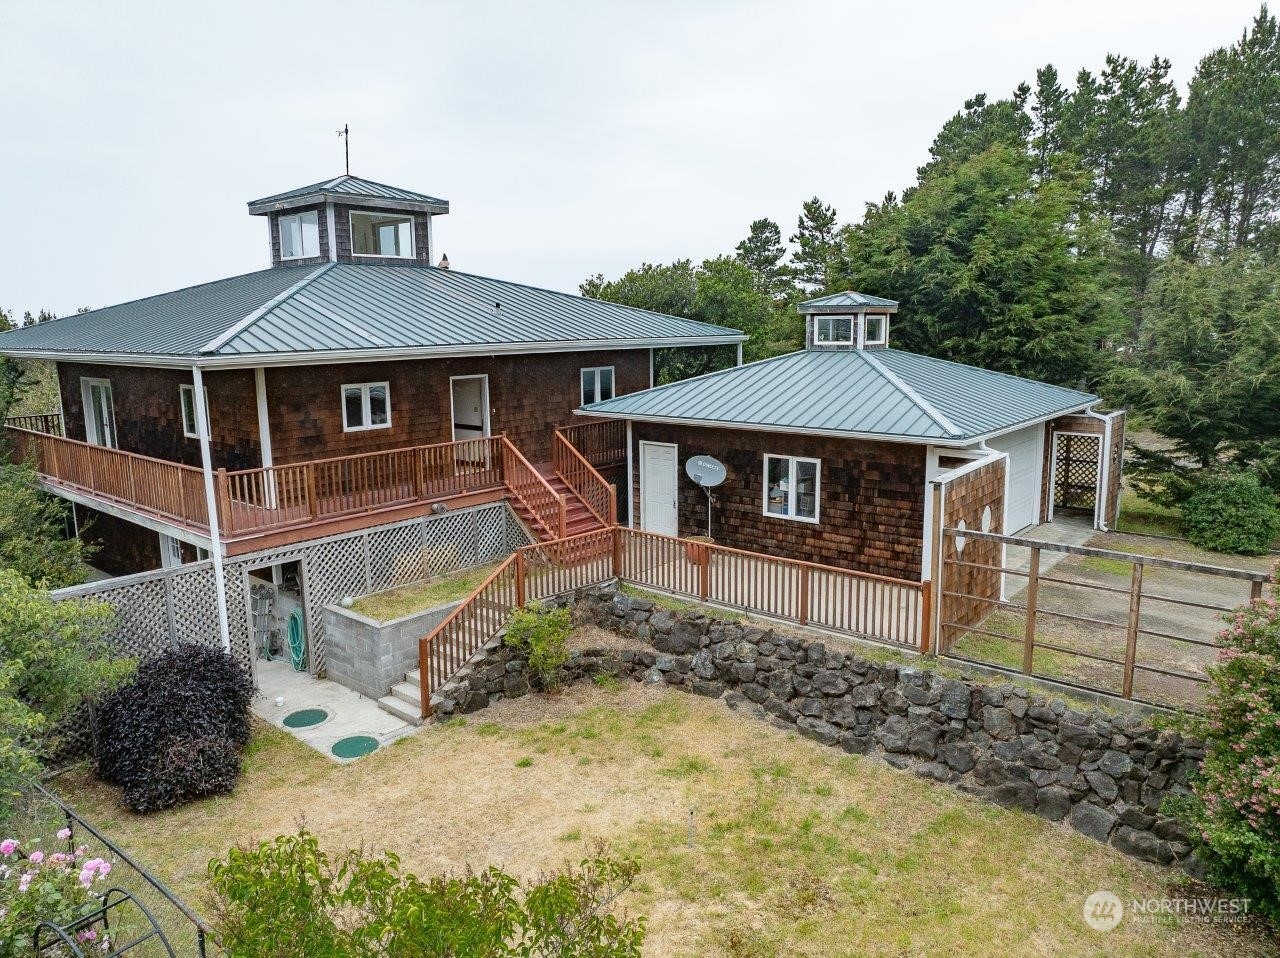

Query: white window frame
left=864, top=313, right=888, bottom=346
left=349, top=210, right=415, bottom=259
left=80, top=377, right=117, bottom=448
left=580, top=366, right=616, bottom=406
left=179, top=384, right=210, bottom=439
left=763, top=454, right=821, bottom=524
left=278, top=210, right=320, bottom=260
left=341, top=381, right=392, bottom=432
left=813, top=315, right=856, bottom=346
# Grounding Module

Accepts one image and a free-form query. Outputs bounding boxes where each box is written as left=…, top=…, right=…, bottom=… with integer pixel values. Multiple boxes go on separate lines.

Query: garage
left=989, top=423, right=1045, bottom=533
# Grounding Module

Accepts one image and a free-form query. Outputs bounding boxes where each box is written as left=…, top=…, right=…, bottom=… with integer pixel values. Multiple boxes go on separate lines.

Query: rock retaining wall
left=433, top=585, right=1204, bottom=873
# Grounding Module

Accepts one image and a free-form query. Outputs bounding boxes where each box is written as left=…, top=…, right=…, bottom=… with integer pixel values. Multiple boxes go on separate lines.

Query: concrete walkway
left=1002, top=515, right=1095, bottom=599
left=252, top=659, right=416, bottom=762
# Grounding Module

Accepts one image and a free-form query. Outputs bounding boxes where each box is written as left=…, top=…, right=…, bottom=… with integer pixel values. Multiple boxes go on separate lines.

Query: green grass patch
left=514, top=756, right=534, bottom=768
left=1115, top=488, right=1183, bottom=538
left=1078, top=555, right=1133, bottom=577
left=949, top=612, right=1077, bottom=680
left=350, top=562, right=501, bottom=621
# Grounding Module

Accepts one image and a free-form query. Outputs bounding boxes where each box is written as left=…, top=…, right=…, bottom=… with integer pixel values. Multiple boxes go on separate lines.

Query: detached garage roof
left=580, top=348, right=1095, bottom=444
left=0, top=263, right=745, bottom=367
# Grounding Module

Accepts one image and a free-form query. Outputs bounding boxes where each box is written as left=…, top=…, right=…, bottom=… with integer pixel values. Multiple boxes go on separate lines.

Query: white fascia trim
left=202, top=263, right=335, bottom=353
left=860, top=350, right=961, bottom=437
left=1, top=335, right=748, bottom=369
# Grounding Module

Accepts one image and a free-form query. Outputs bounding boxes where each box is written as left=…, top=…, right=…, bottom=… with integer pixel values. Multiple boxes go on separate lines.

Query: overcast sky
left=0, top=0, right=1265, bottom=319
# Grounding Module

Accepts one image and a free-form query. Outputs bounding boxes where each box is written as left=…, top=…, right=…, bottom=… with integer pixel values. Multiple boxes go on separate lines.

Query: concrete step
left=377, top=694, right=422, bottom=726
left=391, top=680, right=422, bottom=707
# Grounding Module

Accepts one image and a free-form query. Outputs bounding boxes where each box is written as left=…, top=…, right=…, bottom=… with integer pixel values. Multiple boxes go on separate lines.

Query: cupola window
left=813, top=315, right=855, bottom=345
left=279, top=211, right=320, bottom=260
left=864, top=313, right=888, bottom=346
left=351, top=211, right=414, bottom=258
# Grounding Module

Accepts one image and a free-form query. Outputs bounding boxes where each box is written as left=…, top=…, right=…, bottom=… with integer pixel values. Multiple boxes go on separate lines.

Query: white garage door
left=990, top=423, right=1044, bottom=533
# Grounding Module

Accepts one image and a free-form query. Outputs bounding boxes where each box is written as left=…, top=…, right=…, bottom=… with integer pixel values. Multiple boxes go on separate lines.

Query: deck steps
left=507, top=466, right=606, bottom=542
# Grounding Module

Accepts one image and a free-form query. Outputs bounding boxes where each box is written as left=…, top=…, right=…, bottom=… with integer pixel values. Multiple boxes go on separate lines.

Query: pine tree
left=788, top=197, right=840, bottom=292
left=734, top=218, right=792, bottom=300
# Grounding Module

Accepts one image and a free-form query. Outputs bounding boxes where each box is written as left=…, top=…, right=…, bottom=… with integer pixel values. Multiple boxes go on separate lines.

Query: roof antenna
left=336, top=123, right=350, bottom=175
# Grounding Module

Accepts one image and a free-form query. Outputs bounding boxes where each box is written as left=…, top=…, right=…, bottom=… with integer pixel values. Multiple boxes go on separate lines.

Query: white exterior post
left=625, top=420, right=635, bottom=528
left=254, top=367, right=277, bottom=508
left=192, top=365, right=232, bottom=653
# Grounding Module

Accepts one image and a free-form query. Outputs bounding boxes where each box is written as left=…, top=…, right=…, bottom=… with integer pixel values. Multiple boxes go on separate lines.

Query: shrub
left=0, top=571, right=124, bottom=813
left=1176, top=564, right=1280, bottom=922
left=0, top=831, right=115, bottom=956
left=503, top=604, right=572, bottom=690
left=1181, top=470, right=1280, bottom=555
left=96, top=645, right=254, bottom=813
left=0, top=462, right=95, bottom=589
left=209, top=828, right=644, bottom=958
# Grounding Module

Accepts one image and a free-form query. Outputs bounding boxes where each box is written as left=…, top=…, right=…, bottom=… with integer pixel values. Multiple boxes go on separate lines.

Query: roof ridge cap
left=859, top=350, right=962, bottom=437
left=202, top=262, right=335, bottom=354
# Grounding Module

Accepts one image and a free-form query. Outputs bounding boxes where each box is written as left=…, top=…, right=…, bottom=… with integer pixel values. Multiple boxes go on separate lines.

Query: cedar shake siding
left=74, top=505, right=162, bottom=575
left=630, top=423, right=927, bottom=580
left=266, top=350, right=648, bottom=465
left=57, top=363, right=261, bottom=471
left=57, top=350, right=648, bottom=472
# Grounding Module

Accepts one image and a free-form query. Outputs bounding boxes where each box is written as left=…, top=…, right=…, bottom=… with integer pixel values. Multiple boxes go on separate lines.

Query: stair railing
left=551, top=429, right=617, bottom=527
left=499, top=436, right=566, bottom=539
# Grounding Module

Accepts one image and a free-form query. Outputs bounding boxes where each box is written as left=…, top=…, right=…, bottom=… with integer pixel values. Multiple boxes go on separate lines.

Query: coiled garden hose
left=288, top=609, right=307, bottom=672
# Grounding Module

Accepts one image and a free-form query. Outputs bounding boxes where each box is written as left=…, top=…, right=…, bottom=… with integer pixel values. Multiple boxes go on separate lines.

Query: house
left=580, top=292, right=1126, bottom=584
left=0, top=174, right=746, bottom=670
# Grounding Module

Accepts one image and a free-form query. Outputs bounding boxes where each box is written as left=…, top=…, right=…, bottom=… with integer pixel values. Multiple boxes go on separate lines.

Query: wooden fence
left=417, top=526, right=931, bottom=716
left=937, top=526, right=1272, bottom=709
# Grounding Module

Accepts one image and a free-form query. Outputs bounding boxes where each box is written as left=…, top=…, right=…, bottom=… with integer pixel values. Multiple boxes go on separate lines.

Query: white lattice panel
left=369, top=522, right=427, bottom=592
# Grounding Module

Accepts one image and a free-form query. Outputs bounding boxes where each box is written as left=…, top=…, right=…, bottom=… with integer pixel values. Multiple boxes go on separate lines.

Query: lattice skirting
left=47, top=502, right=534, bottom=763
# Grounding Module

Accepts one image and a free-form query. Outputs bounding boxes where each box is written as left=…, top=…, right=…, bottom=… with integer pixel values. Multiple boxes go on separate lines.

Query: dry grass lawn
left=61, top=682, right=1275, bottom=957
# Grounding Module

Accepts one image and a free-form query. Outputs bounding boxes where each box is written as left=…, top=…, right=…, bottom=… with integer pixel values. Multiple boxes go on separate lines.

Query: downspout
left=1082, top=404, right=1112, bottom=532
left=192, top=365, right=232, bottom=653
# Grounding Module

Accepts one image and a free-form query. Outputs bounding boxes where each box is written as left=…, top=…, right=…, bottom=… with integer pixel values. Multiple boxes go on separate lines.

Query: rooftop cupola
left=798, top=291, right=898, bottom=351
left=247, top=175, right=449, bottom=269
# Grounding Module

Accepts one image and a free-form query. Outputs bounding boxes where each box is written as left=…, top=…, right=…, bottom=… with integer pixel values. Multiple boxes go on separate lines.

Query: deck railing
left=6, top=425, right=210, bottom=528
left=2, top=413, right=63, bottom=436
left=417, top=526, right=932, bottom=716
left=557, top=418, right=626, bottom=470
left=219, top=437, right=507, bottom=537
left=552, top=429, right=617, bottom=527
left=501, top=438, right=567, bottom=539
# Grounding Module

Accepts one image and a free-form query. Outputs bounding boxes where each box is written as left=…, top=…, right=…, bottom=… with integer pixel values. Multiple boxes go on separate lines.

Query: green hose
left=288, top=609, right=307, bottom=672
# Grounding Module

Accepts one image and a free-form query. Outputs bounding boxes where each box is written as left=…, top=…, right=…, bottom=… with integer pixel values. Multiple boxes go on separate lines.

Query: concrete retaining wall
left=322, top=600, right=460, bottom=700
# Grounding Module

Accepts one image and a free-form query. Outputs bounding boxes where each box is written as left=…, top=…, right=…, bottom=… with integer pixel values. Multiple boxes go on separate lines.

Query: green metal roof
left=247, top=175, right=449, bottom=214
left=0, top=263, right=745, bottom=364
left=580, top=348, right=1095, bottom=444
left=799, top=290, right=898, bottom=312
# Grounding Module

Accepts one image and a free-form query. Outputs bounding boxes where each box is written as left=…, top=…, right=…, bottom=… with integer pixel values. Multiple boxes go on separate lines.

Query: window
left=179, top=384, right=210, bottom=439
left=764, top=454, right=820, bottom=523
left=350, top=211, right=414, bottom=258
left=341, top=382, right=391, bottom=431
left=814, top=315, right=854, bottom=345
left=279, top=210, right=320, bottom=260
left=80, top=377, right=116, bottom=448
left=580, top=367, right=615, bottom=405
left=864, top=313, right=888, bottom=345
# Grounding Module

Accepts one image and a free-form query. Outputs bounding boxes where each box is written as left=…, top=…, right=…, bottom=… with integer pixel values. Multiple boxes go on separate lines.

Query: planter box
left=322, top=599, right=462, bottom=701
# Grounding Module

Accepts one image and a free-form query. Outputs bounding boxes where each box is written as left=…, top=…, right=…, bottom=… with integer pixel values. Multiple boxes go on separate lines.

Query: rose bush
left=0, top=830, right=114, bottom=956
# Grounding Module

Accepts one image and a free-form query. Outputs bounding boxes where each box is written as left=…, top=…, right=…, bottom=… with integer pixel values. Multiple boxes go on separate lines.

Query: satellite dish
left=685, top=455, right=726, bottom=488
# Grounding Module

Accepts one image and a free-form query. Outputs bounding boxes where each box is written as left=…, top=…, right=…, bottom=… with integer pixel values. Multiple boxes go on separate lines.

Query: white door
left=989, top=423, right=1044, bottom=533
left=450, top=376, right=489, bottom=441
left=159, top=533, right=184, bottom=569
left=640, top=442, right=679, bottom=537
left=81, top=378, right=117, bottom=448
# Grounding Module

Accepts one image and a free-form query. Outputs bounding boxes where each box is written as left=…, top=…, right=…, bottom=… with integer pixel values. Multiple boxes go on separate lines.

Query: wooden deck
left=5, top=424, right=559, bottom=553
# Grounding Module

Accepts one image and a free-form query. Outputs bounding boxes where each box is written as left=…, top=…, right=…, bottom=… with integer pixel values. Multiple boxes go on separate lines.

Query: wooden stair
left=506, top=464, right=607, bottom=541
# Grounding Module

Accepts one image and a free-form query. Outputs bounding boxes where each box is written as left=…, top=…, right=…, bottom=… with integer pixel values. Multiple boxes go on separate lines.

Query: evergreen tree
left=787, top=197, right=840, bottom=292
left=734, top=218, right=792, bottom=300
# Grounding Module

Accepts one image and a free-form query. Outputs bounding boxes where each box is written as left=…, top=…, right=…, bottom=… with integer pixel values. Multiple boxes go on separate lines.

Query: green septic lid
left=283, top=708, right=328, bottom=729
left=331, top=735, right=379, bottom=759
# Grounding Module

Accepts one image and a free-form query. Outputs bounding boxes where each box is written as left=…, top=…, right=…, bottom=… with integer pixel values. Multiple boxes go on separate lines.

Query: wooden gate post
left=1122, top=562, right=1144, bottom=699
left=1022, top=547, right=1040, bottom=675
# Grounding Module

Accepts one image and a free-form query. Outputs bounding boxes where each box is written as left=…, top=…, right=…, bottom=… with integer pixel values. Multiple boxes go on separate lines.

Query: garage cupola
left=799, top=291, right=898, bottom=351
